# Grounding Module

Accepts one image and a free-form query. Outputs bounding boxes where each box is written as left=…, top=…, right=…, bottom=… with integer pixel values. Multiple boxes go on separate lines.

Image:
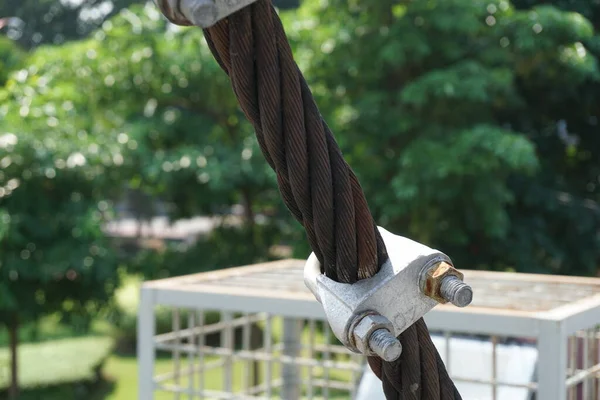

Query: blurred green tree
left=0, top=60, right=121, bottom=397
left=88, top=5, right=281, bottom=222
left=0, top=5, right=292, bottom=394
left=507, top=0, right=600, bottom=276
left=0, top=36, right=25, bottom=86
left=0, top=0, right=300, bottom=49
left=0, top=1, right=288, bottom=303
left=0, top=0, right=140, bottom=49
left=64, top=4, right=288, bottom=275
left=515, top=0, right=600, bottom=28
left=284, top=0, right=599, bottom=275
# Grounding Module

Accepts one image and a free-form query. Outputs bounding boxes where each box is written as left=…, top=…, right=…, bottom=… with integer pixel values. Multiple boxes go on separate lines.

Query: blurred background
left=0, top=0, right=598, bottom=399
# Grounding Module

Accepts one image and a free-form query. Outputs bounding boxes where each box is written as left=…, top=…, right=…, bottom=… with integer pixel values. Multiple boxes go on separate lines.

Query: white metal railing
left=149, top=310, right=364, bottom=399
left=137, top=259, right=600, bottom=400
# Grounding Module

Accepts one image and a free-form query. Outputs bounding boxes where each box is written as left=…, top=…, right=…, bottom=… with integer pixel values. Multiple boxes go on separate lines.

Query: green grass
left=103, top=353, right=351, bottom=400
left=104, top=354, right=255, bottom=400
left=103, top=314, right=353, bottom=399
left=103, top=315, right=353, bottom=399
left=0, top=336, right=113, bottom=390
left=0, top=276, right=355, bottom=399
left=0, top=314, right=113, bottom=348
left=0, top=327, right=354, bottom=399
left=102, top=355, right=139, bottom=400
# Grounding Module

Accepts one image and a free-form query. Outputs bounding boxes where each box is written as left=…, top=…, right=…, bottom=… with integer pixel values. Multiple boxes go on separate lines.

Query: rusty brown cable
left=201, top=1, right=461, bottom=398
left=203, top=0, right=386, bottom=283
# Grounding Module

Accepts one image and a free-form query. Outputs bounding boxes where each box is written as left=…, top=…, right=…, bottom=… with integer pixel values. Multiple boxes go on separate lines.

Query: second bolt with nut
left=369, top=329, right=403, bottom=362
left=421, top=261, right=473, bottom=307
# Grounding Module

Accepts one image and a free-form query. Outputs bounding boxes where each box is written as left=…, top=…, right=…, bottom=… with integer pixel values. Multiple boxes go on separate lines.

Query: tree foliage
left=508, top=0, right=600, bottom=276
left=0, top=0, right=301, bottom=50
left=284, top=0, right=600, bottom=275
left=0, top=60, right=121, bottom=327
left=84, top=6, right=281, bottom=220
left=0, top=0, right=141, bottom=49
left=0, top=36, right=25, bottom=86
left=3, top=0, right=597, bottom=396
left=1, top=0, right=598, bottom=333
left=0, top=3, right=288, bottom=309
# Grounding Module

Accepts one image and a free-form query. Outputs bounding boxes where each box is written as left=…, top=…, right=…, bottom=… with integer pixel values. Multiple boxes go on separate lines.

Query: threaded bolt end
left=440, top=276, right=473, bottom=307
left=368, top=329, right=402, bottom=362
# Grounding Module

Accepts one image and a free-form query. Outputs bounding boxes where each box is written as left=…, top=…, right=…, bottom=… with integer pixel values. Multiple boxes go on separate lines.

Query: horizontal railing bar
left=154, top=342, right=363, bottom=371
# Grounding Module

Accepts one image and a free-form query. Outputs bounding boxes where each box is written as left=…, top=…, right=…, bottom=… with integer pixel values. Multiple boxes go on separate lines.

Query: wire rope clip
left=304, top=227, right=473, bottom=362
left=156, top=0, right=258, bottom=28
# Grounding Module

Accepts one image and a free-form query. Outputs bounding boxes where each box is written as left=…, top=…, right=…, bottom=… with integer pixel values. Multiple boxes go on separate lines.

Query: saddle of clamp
left=303, top=227, right=473, bottom=362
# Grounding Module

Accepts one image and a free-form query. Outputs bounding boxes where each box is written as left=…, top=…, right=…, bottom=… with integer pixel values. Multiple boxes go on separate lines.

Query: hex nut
left=421, top=261, right=464, bottom=304
left=350, top=313, right=394, bottom=356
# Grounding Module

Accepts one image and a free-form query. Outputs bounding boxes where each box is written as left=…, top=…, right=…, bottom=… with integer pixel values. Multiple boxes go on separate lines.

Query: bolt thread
left=369, top=329, right=402, bottom=362
left=440, top=276, right=473, bottom=307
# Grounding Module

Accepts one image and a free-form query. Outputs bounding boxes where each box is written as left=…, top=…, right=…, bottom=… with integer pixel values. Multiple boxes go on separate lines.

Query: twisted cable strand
left=202, top=2, right=461, bottom=398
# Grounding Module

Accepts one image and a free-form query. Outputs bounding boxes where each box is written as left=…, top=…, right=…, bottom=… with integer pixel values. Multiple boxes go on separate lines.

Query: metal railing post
left=537, top=318, right=567, bottom=400
left=282, top=318, right=302, bottom=400
left=138, top=287, right=156, bottom=400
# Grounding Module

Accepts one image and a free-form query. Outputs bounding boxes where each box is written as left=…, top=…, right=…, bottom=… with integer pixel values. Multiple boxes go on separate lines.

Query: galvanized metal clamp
left=156, top=0, right=258, bottom=28
left=304, top=227, right=473, bottom=362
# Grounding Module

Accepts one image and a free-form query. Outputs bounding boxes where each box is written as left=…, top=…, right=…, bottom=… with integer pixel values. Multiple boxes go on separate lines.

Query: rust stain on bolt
left=422, top=261, right=464, bottom=304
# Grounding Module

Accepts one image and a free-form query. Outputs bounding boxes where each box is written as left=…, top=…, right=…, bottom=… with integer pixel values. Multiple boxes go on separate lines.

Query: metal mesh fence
left=137, top=260, right=600, bottom=400
left=152, top=309, right=365, bottom=399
